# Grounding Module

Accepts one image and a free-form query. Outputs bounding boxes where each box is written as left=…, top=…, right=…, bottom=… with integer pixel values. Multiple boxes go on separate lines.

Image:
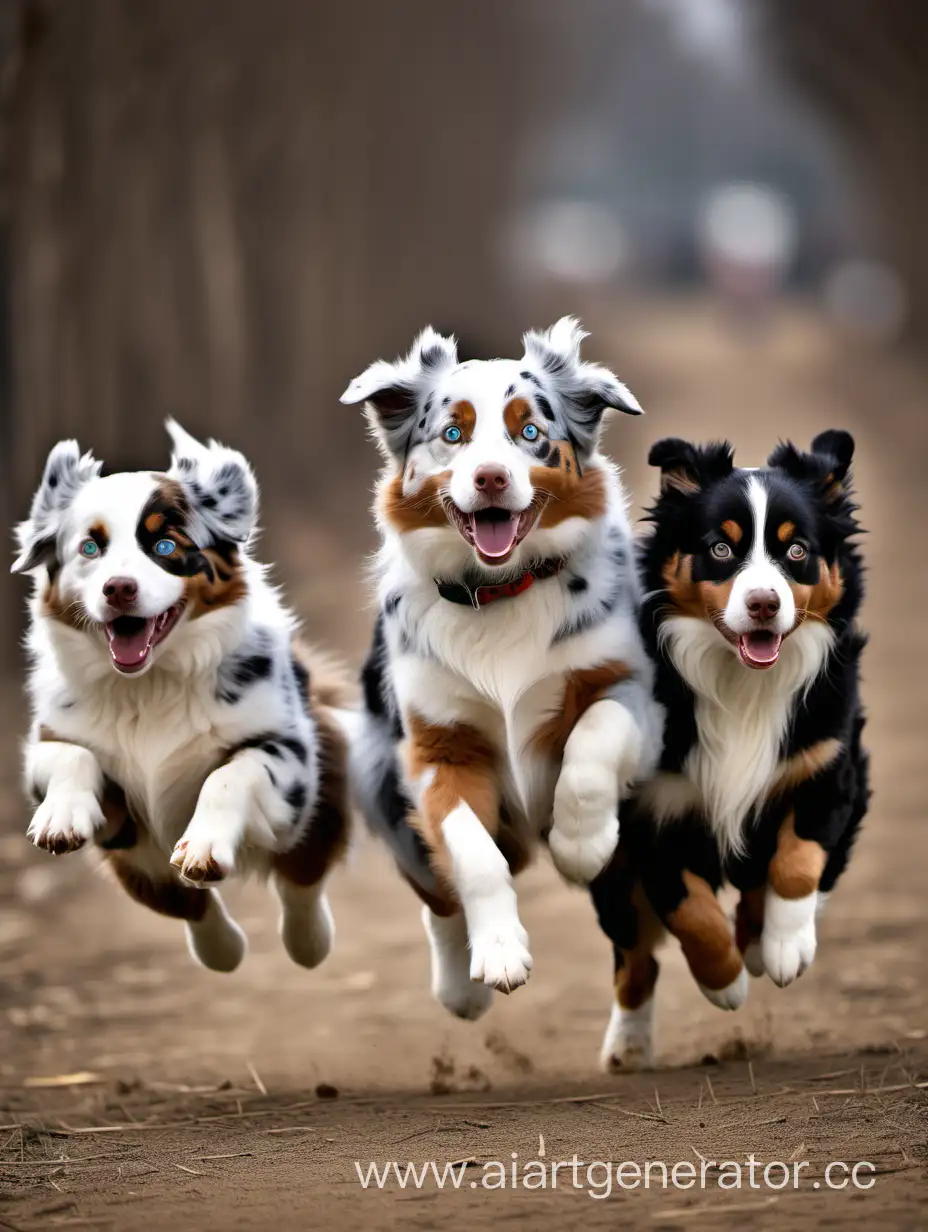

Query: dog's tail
left=292, top=637, right=357, bottom=712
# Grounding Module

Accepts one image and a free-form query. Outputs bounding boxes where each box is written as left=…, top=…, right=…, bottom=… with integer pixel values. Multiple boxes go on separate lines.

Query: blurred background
left=0, top=0, right=926, bottom=1157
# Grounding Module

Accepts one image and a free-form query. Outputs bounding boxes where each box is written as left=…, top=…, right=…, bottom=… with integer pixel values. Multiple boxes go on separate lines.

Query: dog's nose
left=473, top=463, right=510, bottom=493
left=746, top=589, right=780, bottom=622
left=103, top=577, right=139, bottom=610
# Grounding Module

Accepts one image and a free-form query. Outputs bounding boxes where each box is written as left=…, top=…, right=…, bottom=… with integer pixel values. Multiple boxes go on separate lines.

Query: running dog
left=13, top=422, right=350, bottom=973
left=592, top=430, right=869, bottom=1070
left=342, top=318, right=663, bottom=1019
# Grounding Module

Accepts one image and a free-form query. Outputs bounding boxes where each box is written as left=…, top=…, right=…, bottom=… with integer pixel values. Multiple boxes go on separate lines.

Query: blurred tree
left=764, top=0, right=928, bottom=342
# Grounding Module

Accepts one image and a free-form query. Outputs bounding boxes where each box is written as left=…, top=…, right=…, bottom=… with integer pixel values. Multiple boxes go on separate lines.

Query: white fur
left=600, top=999, right=654, bottom=1072
left=698, top=967, right=749, bottom=1010
left=422, top=906, right=494, bottom=1020
left=654, top=618, right=834, bottom=854
left=442, top=804, right=532, bottom=994
left=274, top=877, right=335, bottom=970
left=761, top=889, right=818, bottom=986
left=723, top=476, right=798, bottom=637
left=186, top=892, right=248, bottom=973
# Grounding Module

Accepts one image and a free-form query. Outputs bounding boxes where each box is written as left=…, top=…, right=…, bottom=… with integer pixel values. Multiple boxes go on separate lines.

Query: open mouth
left=104, top=606, right=183, bottom=674
left=738, top=630, right=783, bottom=670
left=448, top=506, right=539, bottom=565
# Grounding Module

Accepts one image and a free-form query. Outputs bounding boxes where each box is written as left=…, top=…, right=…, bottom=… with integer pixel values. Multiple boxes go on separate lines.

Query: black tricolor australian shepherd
left=592, top=430, right=869, bottom=1070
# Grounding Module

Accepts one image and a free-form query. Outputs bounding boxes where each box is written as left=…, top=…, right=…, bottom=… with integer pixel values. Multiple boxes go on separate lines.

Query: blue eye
left=522, top=423, right=539, bottom=442
left=154, top=539, right=177, bottom=557
left=443, top=425, right=462, bottom=444
left=79, top=539, right=99, bottom=558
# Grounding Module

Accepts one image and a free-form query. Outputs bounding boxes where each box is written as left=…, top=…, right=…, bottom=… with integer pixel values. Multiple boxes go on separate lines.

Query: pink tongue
left=741, top=632, right=782, bottom=664
left=471, top=514, right=519, bottom=559
left=108, top=619, right=156, bottom=667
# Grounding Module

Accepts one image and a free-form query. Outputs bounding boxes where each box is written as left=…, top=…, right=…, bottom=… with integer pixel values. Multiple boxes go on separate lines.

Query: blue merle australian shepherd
left=12, top=422, right=350, bottom=975
left=592, top=430, right=869, bottom=1071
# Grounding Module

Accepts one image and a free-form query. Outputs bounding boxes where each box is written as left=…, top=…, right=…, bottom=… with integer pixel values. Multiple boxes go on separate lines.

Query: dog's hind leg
left=271, top=706, right=349, bottom=970
left=106, top=850, right=246, bottom=973
left=591, top=858, right=662, bottom=1071
left=652, top=869, right=748, bottom=1011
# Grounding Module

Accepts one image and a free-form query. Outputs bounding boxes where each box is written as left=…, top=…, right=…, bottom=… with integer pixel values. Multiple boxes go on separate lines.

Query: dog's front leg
left=171, top=741, right=314, bottom=886
left=25, top=732, right=106, bottom=854
left=405, top=714, right=532, bottom=996
left=549, top=695, right=643, bottom=886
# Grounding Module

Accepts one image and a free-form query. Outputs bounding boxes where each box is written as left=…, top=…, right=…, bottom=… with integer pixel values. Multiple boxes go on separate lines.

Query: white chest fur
left=649, top=619, right=835, bottom=853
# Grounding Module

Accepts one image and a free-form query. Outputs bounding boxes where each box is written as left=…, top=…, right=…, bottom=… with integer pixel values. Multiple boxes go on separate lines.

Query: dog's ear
left=340, top=327, right=458, bottom=460
left=166, top=419, right=258, bottom=545
left=648, top=437, right=734, bottom=496
left=521, top=317, right=641, bottom=456
left=12, top=440, right=102, bottom=574
left=767, top=430, right=854, bottom=501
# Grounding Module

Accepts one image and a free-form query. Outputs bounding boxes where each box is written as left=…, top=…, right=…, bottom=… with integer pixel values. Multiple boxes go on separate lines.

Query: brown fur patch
left=768, top=812, right=827, bottom=900
left=42, top=576, right=83, bottom=629
left=503, top=397, right=535, bottom=437
left=666, top=870, right=743, bottom=991
left=404, top=714, right=501, bottom=888
left=531, top=660, right=631, bottom=758
left=662, top=552, right=736, bottom=629
left=534, top=461, right=608, bottom=528
left=771, top=738, right=842, bottom=797
left=144, top=511, right=166, bottom=534
left=777, top=520, right=796, bottom=543
left=721, top=519, right=742, bottom=543
left=616, top=884, right=664, bottom=1010
left=735, top=887, right=765, bottom=954
left=789, top=560, right=844, bottom=626
left=380, top=471, right=452, bottom=534
left=272, top=704, right=350, bottom=888
left=448, top=400, right=477, bottom=442
left=106, top=853, right=210, bottom=921
left=185, top=546, right=249, bottom=619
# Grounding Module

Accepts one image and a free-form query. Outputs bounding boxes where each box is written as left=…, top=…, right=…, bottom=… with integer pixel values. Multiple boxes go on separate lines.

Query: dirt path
left=1, top=303, right=925, bottom=1229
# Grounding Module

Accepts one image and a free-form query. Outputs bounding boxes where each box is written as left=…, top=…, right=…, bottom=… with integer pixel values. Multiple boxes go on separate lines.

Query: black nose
left=103, top=577, right=139, bottom=611
left=746, top=589, right=780, bottom=622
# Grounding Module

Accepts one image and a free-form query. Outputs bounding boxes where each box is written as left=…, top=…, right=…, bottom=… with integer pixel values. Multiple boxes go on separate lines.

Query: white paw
left=279, top=892, right=335, bottom=969
left=762, top=921, right=817, bottom=987
left=698, top=967, right=749, bottom=1011
left=469, top=924, right=533, bottom=994
left=548, top=814, right=618, bottom=886
left=170, top=830, right=237, bottom=886
left=743, top=940, right=766, bottom=978
left=185, top=895, right=247, bottom=973
left=423, top=908, right=494, bottom=1021
left=761, top=890, right=818, bottom=987
left=28, top=791, right=104, bottom=855
left=600, top=1001, right=654, bottom=1073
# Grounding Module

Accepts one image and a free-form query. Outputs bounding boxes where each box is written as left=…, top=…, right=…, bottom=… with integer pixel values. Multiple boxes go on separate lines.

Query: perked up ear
left=648, top=437, right=735, bottom=496
left=340, top=327, right=458, bottom=460
left=767, top=429, right=855, bottom=500
left=521, top=316, right=642, bottom=456
left=12, top=440, right=102, bottom=574
left=166, top=419, right=258, bottom=546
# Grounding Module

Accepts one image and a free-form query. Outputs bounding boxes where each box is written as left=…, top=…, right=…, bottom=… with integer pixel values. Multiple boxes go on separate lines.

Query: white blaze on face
left=724, top=474, right=796, bottom=638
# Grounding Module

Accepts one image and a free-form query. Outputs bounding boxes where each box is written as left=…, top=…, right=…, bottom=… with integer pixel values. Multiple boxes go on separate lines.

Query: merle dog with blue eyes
left=11, top=420, right=352, bottom=977
left=592, top=430, right=869, bottom=1072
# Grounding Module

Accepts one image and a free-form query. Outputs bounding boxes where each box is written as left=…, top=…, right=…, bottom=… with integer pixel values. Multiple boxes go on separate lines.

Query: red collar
left=435, top=558, right=565, bottom=609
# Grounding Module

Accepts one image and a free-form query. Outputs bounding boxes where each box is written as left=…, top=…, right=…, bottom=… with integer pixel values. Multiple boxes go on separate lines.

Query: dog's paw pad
left=469, top=929, right=532, bottom=994
left=27, top=792, right=103, bottom=855
left=548, top=817, right=618, bottom=886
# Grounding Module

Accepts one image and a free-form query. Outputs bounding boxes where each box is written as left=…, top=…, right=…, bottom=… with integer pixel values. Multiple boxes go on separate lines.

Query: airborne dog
left=12, top=422, right=350, bottom=974
left=592, top=430, right=869, bottom=1070
left=342, top=318, right=663, bottom=1019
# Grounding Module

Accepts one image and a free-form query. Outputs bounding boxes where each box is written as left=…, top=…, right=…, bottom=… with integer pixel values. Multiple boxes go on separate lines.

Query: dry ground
left=0, top=302, right=925, bottom=1230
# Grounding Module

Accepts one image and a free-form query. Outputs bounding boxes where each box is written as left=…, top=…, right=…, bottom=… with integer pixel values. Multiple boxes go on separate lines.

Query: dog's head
left=341, top=317, right=641, bottom=571
left=646, top=430, right=859, bottom=669
left=12, top=421, right=258, bottom=676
